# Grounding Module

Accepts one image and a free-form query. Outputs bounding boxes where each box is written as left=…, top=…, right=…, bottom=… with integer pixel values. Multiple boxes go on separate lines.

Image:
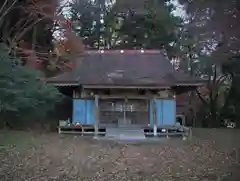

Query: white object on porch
left=105, top=127, right=146, bottom=141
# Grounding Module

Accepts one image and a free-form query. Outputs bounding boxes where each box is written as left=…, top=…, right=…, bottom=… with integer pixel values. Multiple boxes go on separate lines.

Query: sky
left=171, top=0, right=186, bottom=18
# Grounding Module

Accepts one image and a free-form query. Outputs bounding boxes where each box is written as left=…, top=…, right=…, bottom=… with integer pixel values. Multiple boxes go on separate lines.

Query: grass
left=0, top=129, right=240, bottom=181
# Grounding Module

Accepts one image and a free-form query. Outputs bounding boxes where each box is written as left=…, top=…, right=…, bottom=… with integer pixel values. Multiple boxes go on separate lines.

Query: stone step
left=106, top=128, right=146, bottom=141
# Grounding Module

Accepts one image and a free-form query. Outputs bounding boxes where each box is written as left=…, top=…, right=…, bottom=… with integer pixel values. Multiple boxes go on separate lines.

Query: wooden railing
left=58, top=120, right=192, bottom=140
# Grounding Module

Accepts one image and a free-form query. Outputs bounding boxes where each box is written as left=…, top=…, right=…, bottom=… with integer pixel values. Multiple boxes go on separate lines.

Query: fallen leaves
left=0, top=131, right=239, bottom=181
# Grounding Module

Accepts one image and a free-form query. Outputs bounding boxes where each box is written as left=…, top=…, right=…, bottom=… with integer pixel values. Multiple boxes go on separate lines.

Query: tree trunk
left=209, top=101, right=220, bottom=128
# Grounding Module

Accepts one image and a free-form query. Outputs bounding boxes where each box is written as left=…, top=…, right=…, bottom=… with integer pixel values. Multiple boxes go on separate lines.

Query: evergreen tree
left=0, top=44, right=62, bottom=125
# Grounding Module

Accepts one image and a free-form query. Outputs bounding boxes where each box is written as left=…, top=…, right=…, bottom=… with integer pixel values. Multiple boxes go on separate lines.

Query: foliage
left=0, top=0, right=54, bottom=58
left=177, top=0, right=240, bottom=127
left=69, top=0, right=105, bottom=49
left=179, top=0, right=240, bottom=61
left=180, top=35, right=233, bottom=127
left=221, top=55, right=240, bottom=122
left=196, top=65, right=231, bottom=127
left=0, top=44, right=63, bottom=121
left=112, top=0, right=182, bottom=57
left=69, top=0, right=182, bottom=58
left=0, top=0, right=84, bottom=75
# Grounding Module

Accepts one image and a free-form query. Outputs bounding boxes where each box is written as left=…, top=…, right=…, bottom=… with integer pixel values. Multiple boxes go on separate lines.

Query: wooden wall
left=71, top=88, right=177, bottom=126
left=150, top=99, right=176, bottom=126
left=72, top=99, right=96, bottom=125
left=72, top=98, right=177, bottom=127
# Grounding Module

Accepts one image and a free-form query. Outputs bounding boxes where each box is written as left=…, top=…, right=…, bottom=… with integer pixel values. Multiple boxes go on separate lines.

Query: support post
left=123, top=97, right=127, bottom=125
left=94, top=94, right=99, bottom=136
left=72, top=90, right=75, bottom=125
left=189, top=127, right=192, bottom=140
left=166, top=129, right=169, bottom=139
left=153, top=98, right=157, bottom=136
left=58, top=127, right=61, bottom=134
left=73, top=89, right=76, bottom=98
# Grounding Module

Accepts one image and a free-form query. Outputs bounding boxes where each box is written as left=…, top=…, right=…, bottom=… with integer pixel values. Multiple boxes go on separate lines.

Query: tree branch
left=0, top=0, right=18, bottom=24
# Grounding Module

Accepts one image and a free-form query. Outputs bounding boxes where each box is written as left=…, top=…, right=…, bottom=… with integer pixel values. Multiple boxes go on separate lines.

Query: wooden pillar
left=72, top=90, right=75, bottom=124
left=94, top=94, right=99, bottom=135
left=173, top=91, right=177, bottom=125
left=73, top=89, right=76, bottom=99
left=153, top=98, right=157, bottom=136
left=124, top=97, right=128, bottom=124
left=58, top=127, right=61, bottom=134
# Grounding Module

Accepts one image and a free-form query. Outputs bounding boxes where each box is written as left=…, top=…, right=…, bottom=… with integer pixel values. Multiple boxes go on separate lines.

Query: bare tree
left=0, top=0, right=85, bottom=73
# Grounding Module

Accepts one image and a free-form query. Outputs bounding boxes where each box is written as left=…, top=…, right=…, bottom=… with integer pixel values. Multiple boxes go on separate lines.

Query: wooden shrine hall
left=47, top=50, right=203, bottom=139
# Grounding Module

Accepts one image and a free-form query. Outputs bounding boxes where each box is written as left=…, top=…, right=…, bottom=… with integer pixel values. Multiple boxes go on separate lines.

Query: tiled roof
left=47, top=50, right=204, bottom=87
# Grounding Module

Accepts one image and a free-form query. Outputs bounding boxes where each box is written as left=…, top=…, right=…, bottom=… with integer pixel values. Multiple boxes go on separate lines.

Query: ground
left=0, top=129, right=240, bottom=181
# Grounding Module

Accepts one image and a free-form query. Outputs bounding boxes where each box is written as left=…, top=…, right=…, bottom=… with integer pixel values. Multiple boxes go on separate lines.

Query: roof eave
left=82, top=84, right=170, bottom=89
left=47, top=82, right=205, bottom=88
left=175, top=82, right=205, bottom=87
left=47, top=81, right=79, bottom=86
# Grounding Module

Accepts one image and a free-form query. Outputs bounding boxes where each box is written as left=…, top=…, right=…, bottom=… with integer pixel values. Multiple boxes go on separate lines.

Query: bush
left=0, top=44, right=63, bottom=128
